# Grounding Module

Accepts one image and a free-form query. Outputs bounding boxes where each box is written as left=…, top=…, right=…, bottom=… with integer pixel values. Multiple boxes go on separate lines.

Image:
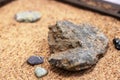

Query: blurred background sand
left=0, top=0, right=120, bottom=80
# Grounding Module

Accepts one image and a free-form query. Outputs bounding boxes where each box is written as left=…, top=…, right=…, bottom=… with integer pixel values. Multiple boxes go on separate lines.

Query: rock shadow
left=49, top=65, right=96, bottom=77
left=0, top=0, right=15, bottom=7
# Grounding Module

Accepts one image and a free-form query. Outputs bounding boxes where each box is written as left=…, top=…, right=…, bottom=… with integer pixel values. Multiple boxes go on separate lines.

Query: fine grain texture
left=0, top=0, right=120, bottom=80
left=48, top=21, right=108, bottom=71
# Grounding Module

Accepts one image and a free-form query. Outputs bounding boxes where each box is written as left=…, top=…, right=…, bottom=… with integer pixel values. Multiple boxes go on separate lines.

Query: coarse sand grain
left=0, top=0, right=120, bottom=80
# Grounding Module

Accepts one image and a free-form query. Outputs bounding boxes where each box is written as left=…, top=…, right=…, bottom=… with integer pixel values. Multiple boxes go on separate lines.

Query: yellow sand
left=0, top=0, right=120, bottom=80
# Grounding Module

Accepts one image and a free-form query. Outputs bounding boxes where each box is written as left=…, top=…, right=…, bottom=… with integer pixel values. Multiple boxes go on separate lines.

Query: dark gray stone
left=113, top=38, right=120, bottom=50
left=27, top=56, right=44, bottom=66
left=15, top=11, right=41, bottom=22
left=48, top=21, right=108, bottom=71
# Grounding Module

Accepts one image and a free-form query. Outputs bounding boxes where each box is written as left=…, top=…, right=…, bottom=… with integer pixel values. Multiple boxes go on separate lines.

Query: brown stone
left=48, top=21, right=108, bottom=71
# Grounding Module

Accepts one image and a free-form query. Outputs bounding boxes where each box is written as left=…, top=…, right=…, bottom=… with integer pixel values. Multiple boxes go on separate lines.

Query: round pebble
left=115, top=45, right=120, bottom=50
left=113, top=38, right=120, bottom=45
left=27, top=56, right=44, bottom=66
left=15, top=11, right=41, bottom=22
left=35, top=67, right=48, bottom=78
left=113, top=38, right=120, bottom=50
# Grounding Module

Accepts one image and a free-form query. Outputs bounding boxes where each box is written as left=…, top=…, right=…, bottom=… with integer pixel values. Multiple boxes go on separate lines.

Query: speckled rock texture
left=48, top=21, right=108, bottom=71
left=15, top=11, right=41, bottom=22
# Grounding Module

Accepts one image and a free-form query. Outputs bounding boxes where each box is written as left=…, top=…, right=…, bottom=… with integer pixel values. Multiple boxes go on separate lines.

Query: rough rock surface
left=15, top=11, right=41, bottom=22
left=48, top=21, right=108, bottom=71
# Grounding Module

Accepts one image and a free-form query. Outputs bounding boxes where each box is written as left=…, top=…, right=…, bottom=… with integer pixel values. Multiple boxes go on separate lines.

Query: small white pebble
left=15, top=11, right=42, bottom=22
left=35, top=67, right=48, bottom=78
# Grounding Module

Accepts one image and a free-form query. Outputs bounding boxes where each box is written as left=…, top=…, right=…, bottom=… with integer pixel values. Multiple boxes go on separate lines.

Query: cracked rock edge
left=48, top=21, right=108, bottom=71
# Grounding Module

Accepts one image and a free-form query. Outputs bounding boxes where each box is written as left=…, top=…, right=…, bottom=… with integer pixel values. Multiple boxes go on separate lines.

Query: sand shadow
left=49, top=65, right=96, bottom=77
left=0, top=0, right=15, bottom=7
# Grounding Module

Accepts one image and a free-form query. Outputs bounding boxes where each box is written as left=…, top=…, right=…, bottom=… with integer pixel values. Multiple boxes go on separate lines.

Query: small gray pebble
left=27, top=56, right=44, bottom=66
left=15, top=11, right=41, bottom=22
left=35, top=67, right=48, bottom=78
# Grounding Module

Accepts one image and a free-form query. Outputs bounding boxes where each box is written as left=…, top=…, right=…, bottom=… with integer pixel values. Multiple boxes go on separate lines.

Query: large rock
left=48, top=21, right=108, bottom=71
